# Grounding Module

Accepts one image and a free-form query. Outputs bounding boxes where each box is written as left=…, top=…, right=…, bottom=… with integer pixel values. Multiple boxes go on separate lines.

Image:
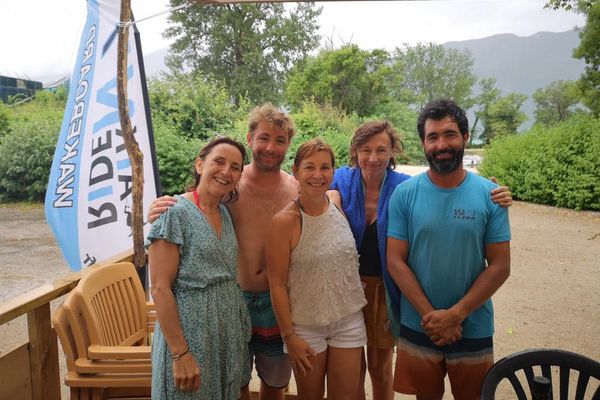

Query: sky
left=0, top=0, right=585, bottom=84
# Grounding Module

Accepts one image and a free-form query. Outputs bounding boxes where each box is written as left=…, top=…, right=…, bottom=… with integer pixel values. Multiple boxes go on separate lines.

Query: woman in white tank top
left=266, top=139, right=367, bottom=399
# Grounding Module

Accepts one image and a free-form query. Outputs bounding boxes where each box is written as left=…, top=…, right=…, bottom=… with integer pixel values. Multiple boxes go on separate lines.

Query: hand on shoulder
left=148, top=195, right=177, bottom=223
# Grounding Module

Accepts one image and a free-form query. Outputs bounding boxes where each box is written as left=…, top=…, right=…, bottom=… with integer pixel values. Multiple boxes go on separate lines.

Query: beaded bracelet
left=281, top=329, right=295, bottom=341
left=172, top=347, right=190, bottom=361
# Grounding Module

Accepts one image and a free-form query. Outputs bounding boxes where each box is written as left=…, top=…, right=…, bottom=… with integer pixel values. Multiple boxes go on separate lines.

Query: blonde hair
left=248, top=103, right=296, bottom=141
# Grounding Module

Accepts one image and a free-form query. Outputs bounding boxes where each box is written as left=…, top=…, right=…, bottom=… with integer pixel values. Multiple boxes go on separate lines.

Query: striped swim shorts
left=242, top=290, right=292, bottom=389
left=394, top=324, right=494, bottom=399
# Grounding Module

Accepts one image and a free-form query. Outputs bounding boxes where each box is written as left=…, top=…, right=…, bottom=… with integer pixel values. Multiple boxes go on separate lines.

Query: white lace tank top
left=288, top=200, right=367, bottom=326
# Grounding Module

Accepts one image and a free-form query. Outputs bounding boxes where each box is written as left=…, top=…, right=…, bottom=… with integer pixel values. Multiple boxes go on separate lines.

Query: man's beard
left=253, top=152, right=285, bottom=172
left=426, top=147, right=464, bottom=174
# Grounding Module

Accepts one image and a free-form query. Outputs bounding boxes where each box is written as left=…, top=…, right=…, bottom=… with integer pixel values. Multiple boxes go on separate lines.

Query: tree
left=285, top=45, right=391, bottom=117
left=164, top=1, right=321, bottom=106
left=573, top=2, right=600, bottom=116
left=486, top=93, right=528, bottom=141
left=533, top=80, right=582, bottom=125
left=470, top=78, right=501, bottom=144
left=148, top=73, right=246, bottom=141
left=390, top=43, right=476, bottom=110
left=545, top=0, right=592, bottom=12
left=546, top=1, right=600, bottom=115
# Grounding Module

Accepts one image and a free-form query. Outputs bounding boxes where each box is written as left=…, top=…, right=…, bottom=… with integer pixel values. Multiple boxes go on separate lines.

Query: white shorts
left=286, top=310, right=367, bottom=354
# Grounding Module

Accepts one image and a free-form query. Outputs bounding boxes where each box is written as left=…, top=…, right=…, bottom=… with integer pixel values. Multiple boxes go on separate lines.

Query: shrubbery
left=286, top=102, right=360, bottom=171
left=0, top=102, right=11, bottom=140
left=148, top=74, right=246, bottom=141
left=0, top=92, right=65, bottom=201
left=0, top=116, right=60, bottom=201
left=2, top=75, right=597, bottom=213
left=479, top=115, right=600, bottom=210
left=152, top=120, right=202, bottom=196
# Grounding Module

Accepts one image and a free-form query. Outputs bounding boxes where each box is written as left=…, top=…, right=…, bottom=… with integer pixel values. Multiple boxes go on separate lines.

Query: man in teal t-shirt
left=387, top=99, right=511, bottom=400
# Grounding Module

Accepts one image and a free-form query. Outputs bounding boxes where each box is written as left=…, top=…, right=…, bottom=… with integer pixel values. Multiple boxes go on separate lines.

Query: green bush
left=286, top=102, right=360, bottom=172
left=479, top=114, right=600, bottom=210
left=0, top=92, right=65, bottom=201
left=0, top=123, right=58, bottom=201
left=0, top=102, right=11, bottom=141
left=153, top=120, right=203, bottom=196
left=148, top=74, right=246, bottom=141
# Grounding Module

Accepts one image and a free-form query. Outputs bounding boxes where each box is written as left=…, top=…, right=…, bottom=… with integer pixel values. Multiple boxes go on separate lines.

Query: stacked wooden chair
left=53, top=262, right=155, bottom=400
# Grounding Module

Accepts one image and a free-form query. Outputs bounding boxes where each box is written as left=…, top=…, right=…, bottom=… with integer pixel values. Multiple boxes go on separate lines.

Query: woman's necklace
left=193, top=191, right=220, bottom=216
left=297, top=195, right=329, bottom=217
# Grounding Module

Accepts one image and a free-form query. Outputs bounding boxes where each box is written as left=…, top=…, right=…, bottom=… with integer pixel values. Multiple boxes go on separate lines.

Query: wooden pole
left=117, top=0, right=145, bottom=269
left=28, top=305, right=60, bottom=400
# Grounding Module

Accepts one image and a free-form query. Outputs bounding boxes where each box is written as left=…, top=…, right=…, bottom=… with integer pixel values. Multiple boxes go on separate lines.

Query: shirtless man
left=149, top=104, right=297, bottom=400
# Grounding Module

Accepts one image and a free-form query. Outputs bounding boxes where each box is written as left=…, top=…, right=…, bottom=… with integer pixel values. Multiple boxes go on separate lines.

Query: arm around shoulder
left=147, top=195, right=178, bottom=223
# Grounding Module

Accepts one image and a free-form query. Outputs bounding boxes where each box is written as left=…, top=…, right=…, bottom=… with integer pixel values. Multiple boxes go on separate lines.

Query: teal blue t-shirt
left=387, top=171, right=510, bottom=338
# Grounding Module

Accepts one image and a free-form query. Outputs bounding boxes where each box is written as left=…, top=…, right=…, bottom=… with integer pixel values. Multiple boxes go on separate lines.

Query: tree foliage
left=485, top=93, right=528, bottom=141
left=152, top=119, right=202, bottom=195
left=573, top=2, right=600, bottom=115
left=286, top=101, right=360, bottom=171
left=0, top=91, right=65, bottom=201
left=533, top=80, right=582, bottom=126
left=0, top=102, right=11, bottom=141
left=148, top=73, right=246, bottom=141
left=285, top=45, right=391, bottom=117
left=545, top=0, right=593, bottom=12
left=164, top=1, right=321, bottom=105
left=546, top=0, right=600, bottom=115
left=479, top=114, right=600, bottom=210
left=390, top=43, right=476, bottom=110
left=471, top=78, right=501, bottom=144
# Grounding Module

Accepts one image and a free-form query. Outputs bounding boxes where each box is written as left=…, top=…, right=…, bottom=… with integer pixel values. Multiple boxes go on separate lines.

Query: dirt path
left=1, top=201, right=599, bottom=398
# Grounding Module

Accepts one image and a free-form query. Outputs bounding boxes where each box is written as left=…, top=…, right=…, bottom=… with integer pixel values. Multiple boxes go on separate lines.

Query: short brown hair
left=350, top=120, right=404, bottom=169
left=293, top=139, right=336, bottom=169
left=248, top=103, right=296, bottom=141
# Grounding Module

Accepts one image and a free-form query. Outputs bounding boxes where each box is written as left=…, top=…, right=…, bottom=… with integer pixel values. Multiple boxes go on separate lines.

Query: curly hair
left=248, top=103, right=296, bottom=141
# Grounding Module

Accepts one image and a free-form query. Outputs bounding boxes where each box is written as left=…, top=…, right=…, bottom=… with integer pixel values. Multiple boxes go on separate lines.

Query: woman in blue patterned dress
left=146, top=137, right=251, bottom=399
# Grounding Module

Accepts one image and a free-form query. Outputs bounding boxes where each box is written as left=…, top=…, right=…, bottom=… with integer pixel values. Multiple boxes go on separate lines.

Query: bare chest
left=229, top=186, right=296, bottom=236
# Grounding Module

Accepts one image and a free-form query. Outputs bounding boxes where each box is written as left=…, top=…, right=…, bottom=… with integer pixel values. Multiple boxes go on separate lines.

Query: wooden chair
left=480, top=349, right=600, bottom=400
left=68, top=262, right=152, bottom=370
left=53, top=305, right=151, bottom=400
left=53, top=262, right=154, bottom=399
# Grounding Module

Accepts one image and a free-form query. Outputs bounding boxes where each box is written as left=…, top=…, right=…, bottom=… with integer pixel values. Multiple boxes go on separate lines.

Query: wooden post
left=27, top=304, right=60, bottom=400
left=117, top=0, right=146, bottom=270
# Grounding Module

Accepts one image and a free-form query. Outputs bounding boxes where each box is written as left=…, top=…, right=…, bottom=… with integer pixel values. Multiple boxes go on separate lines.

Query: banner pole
left=132, top=16, right=161, bottom=292
left=117, top=0, right=146, bottom=270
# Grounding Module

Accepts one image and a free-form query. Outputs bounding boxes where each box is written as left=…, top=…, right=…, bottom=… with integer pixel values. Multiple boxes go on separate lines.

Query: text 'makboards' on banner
left=45, top=0, right=159, bottom=271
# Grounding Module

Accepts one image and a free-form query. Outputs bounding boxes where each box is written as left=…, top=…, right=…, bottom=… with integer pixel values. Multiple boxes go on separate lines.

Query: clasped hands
left=421, top=308, right=464, bottom=347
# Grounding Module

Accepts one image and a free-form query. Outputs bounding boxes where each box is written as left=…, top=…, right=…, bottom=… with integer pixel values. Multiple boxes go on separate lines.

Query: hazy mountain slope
left=444, top=30, right=585, bottom=129
left=142, top=30, right=585, bottom=129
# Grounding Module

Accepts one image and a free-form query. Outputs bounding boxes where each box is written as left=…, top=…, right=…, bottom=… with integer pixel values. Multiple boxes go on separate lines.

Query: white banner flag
left=45, top=0, right=159, bottom=271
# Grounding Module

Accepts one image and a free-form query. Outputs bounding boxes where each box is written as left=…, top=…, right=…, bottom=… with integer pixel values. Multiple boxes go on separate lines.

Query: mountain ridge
left=443, top=30, right=584, bottom=128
